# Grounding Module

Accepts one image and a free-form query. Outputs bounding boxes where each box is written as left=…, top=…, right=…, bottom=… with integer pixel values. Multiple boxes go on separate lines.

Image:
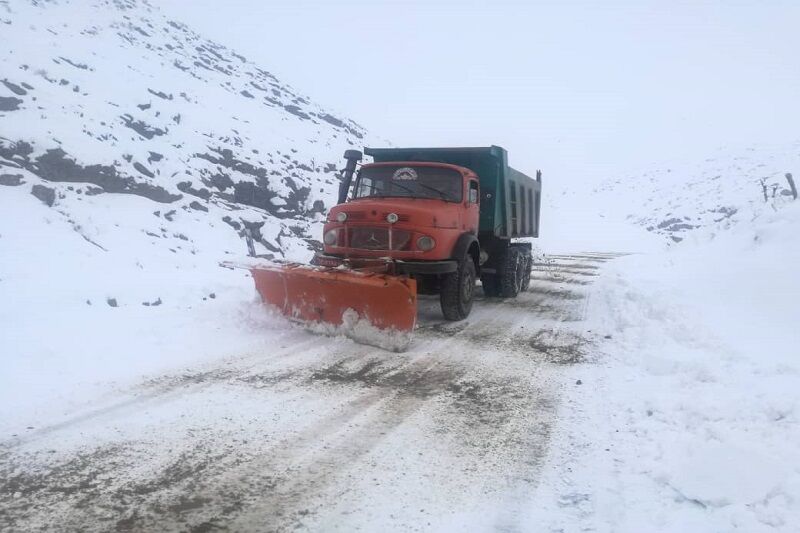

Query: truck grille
left=348, top=227, right=410, bottom=250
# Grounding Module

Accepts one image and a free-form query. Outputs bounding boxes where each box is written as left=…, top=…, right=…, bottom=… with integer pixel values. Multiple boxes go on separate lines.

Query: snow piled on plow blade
left=246, top=263, right=417, bottom=352
left=305, top=309, right=414, bottom=352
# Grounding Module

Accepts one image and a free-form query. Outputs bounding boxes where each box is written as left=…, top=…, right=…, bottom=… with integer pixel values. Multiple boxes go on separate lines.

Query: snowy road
left=0, top=253, right=622, bottom=532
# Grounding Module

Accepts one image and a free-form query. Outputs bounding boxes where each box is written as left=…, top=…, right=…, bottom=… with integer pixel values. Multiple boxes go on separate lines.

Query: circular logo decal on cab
left=392, top=167, right=418, bottom=181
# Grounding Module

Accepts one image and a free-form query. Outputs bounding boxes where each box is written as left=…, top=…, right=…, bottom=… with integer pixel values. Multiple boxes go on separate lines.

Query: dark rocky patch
left=0, top=96, right=23, bottom=111
left=317, top=113, right=344, bottom=128
left=189, top=200, right=208, bottom=212
left=147, top=88, right=172, bottom=100
left=1, top=79, right=27, bottom=95
left=283, top=105, right=309, bottom=120
left=58, top=57, right=90, bottom=70
left=31, top=184, right=55, bottom=206
left=196, top=147, right=310, bottom=218
left=0, top=173, right=23, bottom=186
left=239, top=90, right=253, bottom=99
left=232, top=180, right=280, bottom=214
left=221, top=216, right=241, bottom=230
left=133, top=162, right=154, bottom=178
left=201, top=172, right=234, bottom=192
left=657, top=217, right=682, bottom=229
left=177, top=181, right=211, bottom=200
left=120, top=114, right=167, bottom=139
left=240, top=219, right=281, bottom=253
left=131, top=25, right=150, bottom=37
left=147, top=151, right=163, bottom=163
left=0, top=141, right=180, bottom=203
left=665, top=223, right=696, bottom=232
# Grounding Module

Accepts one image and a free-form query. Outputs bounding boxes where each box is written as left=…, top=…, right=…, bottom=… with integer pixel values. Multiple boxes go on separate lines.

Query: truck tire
left=521, top=254, right=532, bottom=292
left=440, top=257, right=476, bottom=320
left=500, top=246, right=526, bottom=298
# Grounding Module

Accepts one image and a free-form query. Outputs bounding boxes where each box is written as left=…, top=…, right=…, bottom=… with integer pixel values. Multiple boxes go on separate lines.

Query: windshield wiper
left=359, top=181, right=416, bottom=198
left=357, top=180, right=448, bottom=200
left=389, top=181, right=417, bottom=196
left=414, top=182, right=450, bottom=200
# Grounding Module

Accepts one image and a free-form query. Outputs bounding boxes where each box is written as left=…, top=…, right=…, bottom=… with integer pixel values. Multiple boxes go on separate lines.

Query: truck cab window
left=353, top=165, right=463, bottom=202
left=469, top=181, right=479, bottom=204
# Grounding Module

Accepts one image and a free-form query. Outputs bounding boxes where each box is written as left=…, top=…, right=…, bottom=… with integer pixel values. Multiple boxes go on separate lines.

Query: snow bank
left=526, top=203, right=800, bottom=531
left=0, top=177, right=299, bottom=437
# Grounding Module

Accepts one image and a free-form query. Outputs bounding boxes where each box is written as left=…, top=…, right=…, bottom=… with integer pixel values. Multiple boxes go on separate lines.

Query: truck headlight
left=336, top=212, right=348, bottom=222
left=416, top=235, right=435, bottom=251
left=324, top=229, right=338, bottom=245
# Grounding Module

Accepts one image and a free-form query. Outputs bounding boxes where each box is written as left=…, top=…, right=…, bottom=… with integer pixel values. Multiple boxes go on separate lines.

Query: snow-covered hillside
left=0, top=0, right=379, bottom=430
left=0, top=0, right=375, bottom=262
left=531, top=145, right=800, bottom=531
left=541, top=140, right=799, bottom=255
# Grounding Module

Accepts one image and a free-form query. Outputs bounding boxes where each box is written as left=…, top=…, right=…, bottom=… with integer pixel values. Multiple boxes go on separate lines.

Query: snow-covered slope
left=529, top=148, right=800, bottom=531
left=604, top=142, right=799, bottom=243
left=0, top=0, right=376, bottom=261
left=0, top=0, right=381, bottom=421
left=544, top=141, right=800, bottom=252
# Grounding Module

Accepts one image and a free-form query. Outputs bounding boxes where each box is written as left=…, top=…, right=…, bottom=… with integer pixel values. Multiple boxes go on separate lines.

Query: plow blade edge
left=250, top=264, right=417, bottom=350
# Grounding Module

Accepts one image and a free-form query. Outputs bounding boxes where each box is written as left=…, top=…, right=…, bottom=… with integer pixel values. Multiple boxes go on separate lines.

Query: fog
left=156, top=0, right=800, bottom=185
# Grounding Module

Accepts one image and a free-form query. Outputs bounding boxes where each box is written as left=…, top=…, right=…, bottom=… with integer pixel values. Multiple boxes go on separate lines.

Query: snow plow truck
left=247, top=146, right=541, bottom=350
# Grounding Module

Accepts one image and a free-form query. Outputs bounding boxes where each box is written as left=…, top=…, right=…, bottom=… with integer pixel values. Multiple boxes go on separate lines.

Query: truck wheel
left=520, top=253, right=532, bottom=292
left=480, top=274, right=502, bottom=297
left=440, top=257, right=476, bottom=320
left=500, top=247, right=525, bottom=298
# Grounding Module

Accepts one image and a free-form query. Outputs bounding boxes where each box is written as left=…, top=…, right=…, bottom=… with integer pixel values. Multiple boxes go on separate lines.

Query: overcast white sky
left=155, top=0, right=800, bottom=183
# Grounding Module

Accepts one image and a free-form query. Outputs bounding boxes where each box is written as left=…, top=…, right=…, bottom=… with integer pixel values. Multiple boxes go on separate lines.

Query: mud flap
left=249, top=263, right=417, bottom=352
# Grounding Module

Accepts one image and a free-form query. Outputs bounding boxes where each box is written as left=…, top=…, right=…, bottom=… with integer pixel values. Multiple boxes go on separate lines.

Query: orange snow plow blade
left=249, top=263, right=417, bottom=351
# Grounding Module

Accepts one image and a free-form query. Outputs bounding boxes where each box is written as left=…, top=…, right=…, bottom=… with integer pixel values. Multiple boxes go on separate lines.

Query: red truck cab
left=321, top=161, right=480, bottom=268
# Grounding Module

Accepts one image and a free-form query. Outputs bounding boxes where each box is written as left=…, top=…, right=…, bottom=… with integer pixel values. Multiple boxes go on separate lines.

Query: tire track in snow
left=0, top=252, right=621, bottom=532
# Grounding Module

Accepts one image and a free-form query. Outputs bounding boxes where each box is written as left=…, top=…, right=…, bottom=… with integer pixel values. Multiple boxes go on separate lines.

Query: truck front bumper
left=313, top=254, right=457, bottom=275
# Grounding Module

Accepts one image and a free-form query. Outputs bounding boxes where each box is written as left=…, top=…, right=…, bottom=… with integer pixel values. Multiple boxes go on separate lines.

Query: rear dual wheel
left=520, top=253, right=532, bottom=292
left=481, top=247, right=531, bottom=298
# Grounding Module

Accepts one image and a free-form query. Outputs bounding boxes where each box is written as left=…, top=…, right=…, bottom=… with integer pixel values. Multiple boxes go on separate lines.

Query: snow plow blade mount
left=250, top=264, right=417, bottom=351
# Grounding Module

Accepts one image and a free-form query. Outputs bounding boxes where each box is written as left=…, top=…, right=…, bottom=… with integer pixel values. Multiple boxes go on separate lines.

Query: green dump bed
left=364, top=146, right=541, bottom=239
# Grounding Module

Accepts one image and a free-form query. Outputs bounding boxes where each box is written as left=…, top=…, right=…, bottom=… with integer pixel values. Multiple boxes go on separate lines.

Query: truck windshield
left=353, top=165, right=463, bottom=202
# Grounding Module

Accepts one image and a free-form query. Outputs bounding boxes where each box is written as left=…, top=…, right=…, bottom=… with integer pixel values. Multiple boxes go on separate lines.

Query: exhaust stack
left=338, top=149, right=363, bottom=204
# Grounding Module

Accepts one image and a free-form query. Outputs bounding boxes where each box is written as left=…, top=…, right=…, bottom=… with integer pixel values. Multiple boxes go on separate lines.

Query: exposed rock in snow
left=0, top=0, right=380, bottom=261
left=549, top=141, right=800, bottom=248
